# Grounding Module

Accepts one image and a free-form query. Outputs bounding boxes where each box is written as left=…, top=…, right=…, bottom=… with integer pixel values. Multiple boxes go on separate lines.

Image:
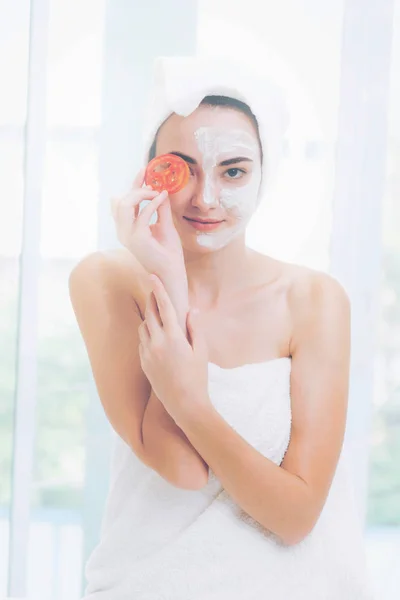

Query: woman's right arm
left=68, top=251, right=208, bottom=490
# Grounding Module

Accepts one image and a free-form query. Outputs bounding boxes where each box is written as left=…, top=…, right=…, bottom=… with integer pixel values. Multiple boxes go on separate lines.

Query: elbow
left=280, top=529, right=309, bottom=547
left=174, top=462, right=209, bottom=491
left=172, top=444, right=210, bottom=491
left=140, top=430, right=209, bottom=491
left=278, top=487, right=320, bottom=546
left=278, top=518, right=316, bottom=547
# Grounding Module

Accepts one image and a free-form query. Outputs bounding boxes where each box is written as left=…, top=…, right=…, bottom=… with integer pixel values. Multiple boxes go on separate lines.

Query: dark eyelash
left=225, top=168, right=246, bottom=175
left=188, top=167, right=246, bottom=176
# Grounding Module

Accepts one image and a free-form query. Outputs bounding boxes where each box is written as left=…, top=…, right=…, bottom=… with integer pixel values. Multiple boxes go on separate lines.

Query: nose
left=190, top=172, right=220, bottom=210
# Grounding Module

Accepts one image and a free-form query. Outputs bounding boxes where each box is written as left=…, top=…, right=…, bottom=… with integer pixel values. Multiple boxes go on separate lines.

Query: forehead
left=156, top=105, right=260, bottom=156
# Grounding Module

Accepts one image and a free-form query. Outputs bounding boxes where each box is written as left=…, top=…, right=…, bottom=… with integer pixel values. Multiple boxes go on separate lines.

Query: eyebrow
left=168, top=151, right=253, bottom=167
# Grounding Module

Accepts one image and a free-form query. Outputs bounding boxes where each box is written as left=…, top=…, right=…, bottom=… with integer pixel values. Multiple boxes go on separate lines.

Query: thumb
left=156, top=193, right=174, bottom=230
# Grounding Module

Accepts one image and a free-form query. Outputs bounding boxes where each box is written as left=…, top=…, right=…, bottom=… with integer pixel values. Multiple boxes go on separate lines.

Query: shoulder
left=261, top=255, right=350, bottom=309
left=287, top=263, right=350, bottom=307
left=68, top=248, right=146, bottom=299
left=285, top=263, right=351, bottom=354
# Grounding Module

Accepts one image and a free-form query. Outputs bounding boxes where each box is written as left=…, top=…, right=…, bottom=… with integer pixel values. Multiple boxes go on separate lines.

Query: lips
left=184, top=217, right=224, bottom=231
left=184, top=218, right=223, bottom=223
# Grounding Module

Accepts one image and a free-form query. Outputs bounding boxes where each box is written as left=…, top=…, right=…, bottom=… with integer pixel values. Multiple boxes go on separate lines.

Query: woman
left=69, top=56, right=374, bottom=598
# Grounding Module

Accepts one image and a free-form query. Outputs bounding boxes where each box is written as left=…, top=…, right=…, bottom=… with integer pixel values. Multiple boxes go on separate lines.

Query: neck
left=183, top=236, right=256, bottom=310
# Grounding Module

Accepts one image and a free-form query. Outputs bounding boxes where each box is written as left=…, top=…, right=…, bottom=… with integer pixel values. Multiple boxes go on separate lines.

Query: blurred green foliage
left=0, top=261, right=90, bottom=510
left=367, top=250, right=400, bottom=525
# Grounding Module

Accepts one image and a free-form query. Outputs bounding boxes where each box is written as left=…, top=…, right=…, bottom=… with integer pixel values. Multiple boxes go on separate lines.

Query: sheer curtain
left=0, top=1, right=399, bottom=598
left=1, top=1, right=106, bottom=598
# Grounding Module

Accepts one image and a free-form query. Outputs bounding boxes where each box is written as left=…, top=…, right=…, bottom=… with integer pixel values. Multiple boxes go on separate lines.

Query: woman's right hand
left=110, top=166, right=186, bottom=278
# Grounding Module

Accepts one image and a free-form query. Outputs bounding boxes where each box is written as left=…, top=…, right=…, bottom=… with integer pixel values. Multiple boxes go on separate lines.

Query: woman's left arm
left=176, top=272, right=351, bottom=547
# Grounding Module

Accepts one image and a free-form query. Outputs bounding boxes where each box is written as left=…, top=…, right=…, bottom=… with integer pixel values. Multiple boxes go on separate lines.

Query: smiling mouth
left=184, top=217, right=224, bottom=223
left=183, top=217, right=225, bottom=231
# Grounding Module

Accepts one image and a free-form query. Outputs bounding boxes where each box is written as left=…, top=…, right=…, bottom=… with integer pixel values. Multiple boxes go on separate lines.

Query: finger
left=132, top=166, right=147, bottom=190
left=136, top=190, right=168, bottom=228
left=115, top=188, right=160, bottom=233
left=144, top=292, right=163, bottom=341
left=150, top=275, right=178, bottom=334
left=127, top=188, right=160, bottom=222
left=111, top=195, right=139, bottom=223
left=111, top=188, right=158, bottom=221
left=121, top=187, right=161, bottom=209
left=156, top=193, right=175, bottom=230
left=138, top=320, right=150, bottom=345
left=138, top=340, right=148, bottom=365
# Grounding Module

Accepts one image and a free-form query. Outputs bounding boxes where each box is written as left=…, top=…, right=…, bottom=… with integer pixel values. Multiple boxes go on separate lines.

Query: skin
left=154, top=105, right=269, bottom=311
left=138, top=104, right=352, bottom=544
left=145, top=269, right=351, bottom=545
left=71, top=104, right=352, bottom=544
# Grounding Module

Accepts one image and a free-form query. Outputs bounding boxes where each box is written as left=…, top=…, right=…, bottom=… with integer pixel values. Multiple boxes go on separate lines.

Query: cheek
left=168, top=180, right=193, bottom=203
left=220, top=188, right=250, bottom=217
left=168, top=171, right=200, bottom=206
left=220, top=171, right=261, bottom=218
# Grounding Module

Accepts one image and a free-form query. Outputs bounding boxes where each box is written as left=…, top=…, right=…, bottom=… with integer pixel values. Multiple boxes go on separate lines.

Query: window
left=1, top=1, right=398, bottom=598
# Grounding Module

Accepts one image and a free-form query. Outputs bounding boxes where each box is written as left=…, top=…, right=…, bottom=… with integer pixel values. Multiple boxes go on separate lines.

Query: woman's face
left=155, top=105, right=263, bottom=252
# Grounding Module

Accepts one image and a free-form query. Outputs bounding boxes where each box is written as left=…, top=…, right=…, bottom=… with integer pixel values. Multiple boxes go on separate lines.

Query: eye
left=224, top=168, right=246, bottom=180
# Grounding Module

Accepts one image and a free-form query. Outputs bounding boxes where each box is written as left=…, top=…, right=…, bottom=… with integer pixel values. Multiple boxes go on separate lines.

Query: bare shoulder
left=285, top=262, right=350, bottom=303
left=283, top=262, right=351, bottom=354
left=69, top=247, right=146, bottom=299
left=254, top=254, right=350, bottom=353
left=256, top=254, right=349, bottom=302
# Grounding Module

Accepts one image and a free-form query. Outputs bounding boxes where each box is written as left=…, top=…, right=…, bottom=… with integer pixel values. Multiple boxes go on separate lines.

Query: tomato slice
left=144, top=153, right=190, bottom=194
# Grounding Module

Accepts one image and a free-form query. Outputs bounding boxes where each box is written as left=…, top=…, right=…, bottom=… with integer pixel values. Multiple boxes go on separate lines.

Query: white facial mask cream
left=192, top=126, right=262, bottom=249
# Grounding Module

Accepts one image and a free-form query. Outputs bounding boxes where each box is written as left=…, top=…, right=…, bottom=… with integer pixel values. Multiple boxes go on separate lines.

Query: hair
left=147, top=95, right=264, bottom=165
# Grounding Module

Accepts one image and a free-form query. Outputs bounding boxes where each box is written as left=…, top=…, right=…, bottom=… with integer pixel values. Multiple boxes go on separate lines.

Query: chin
left=181, top=238, right=218, bottom=254
left=183, top=229, right=242, bottom=253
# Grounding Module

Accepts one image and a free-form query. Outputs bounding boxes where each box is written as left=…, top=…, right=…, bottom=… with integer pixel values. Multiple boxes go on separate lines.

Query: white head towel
left=141, top=55, right=290, bottom=202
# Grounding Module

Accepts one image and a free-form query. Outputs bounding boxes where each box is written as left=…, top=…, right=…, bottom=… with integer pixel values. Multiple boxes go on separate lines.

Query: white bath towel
left=82, top=358, right=375, bottom=599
